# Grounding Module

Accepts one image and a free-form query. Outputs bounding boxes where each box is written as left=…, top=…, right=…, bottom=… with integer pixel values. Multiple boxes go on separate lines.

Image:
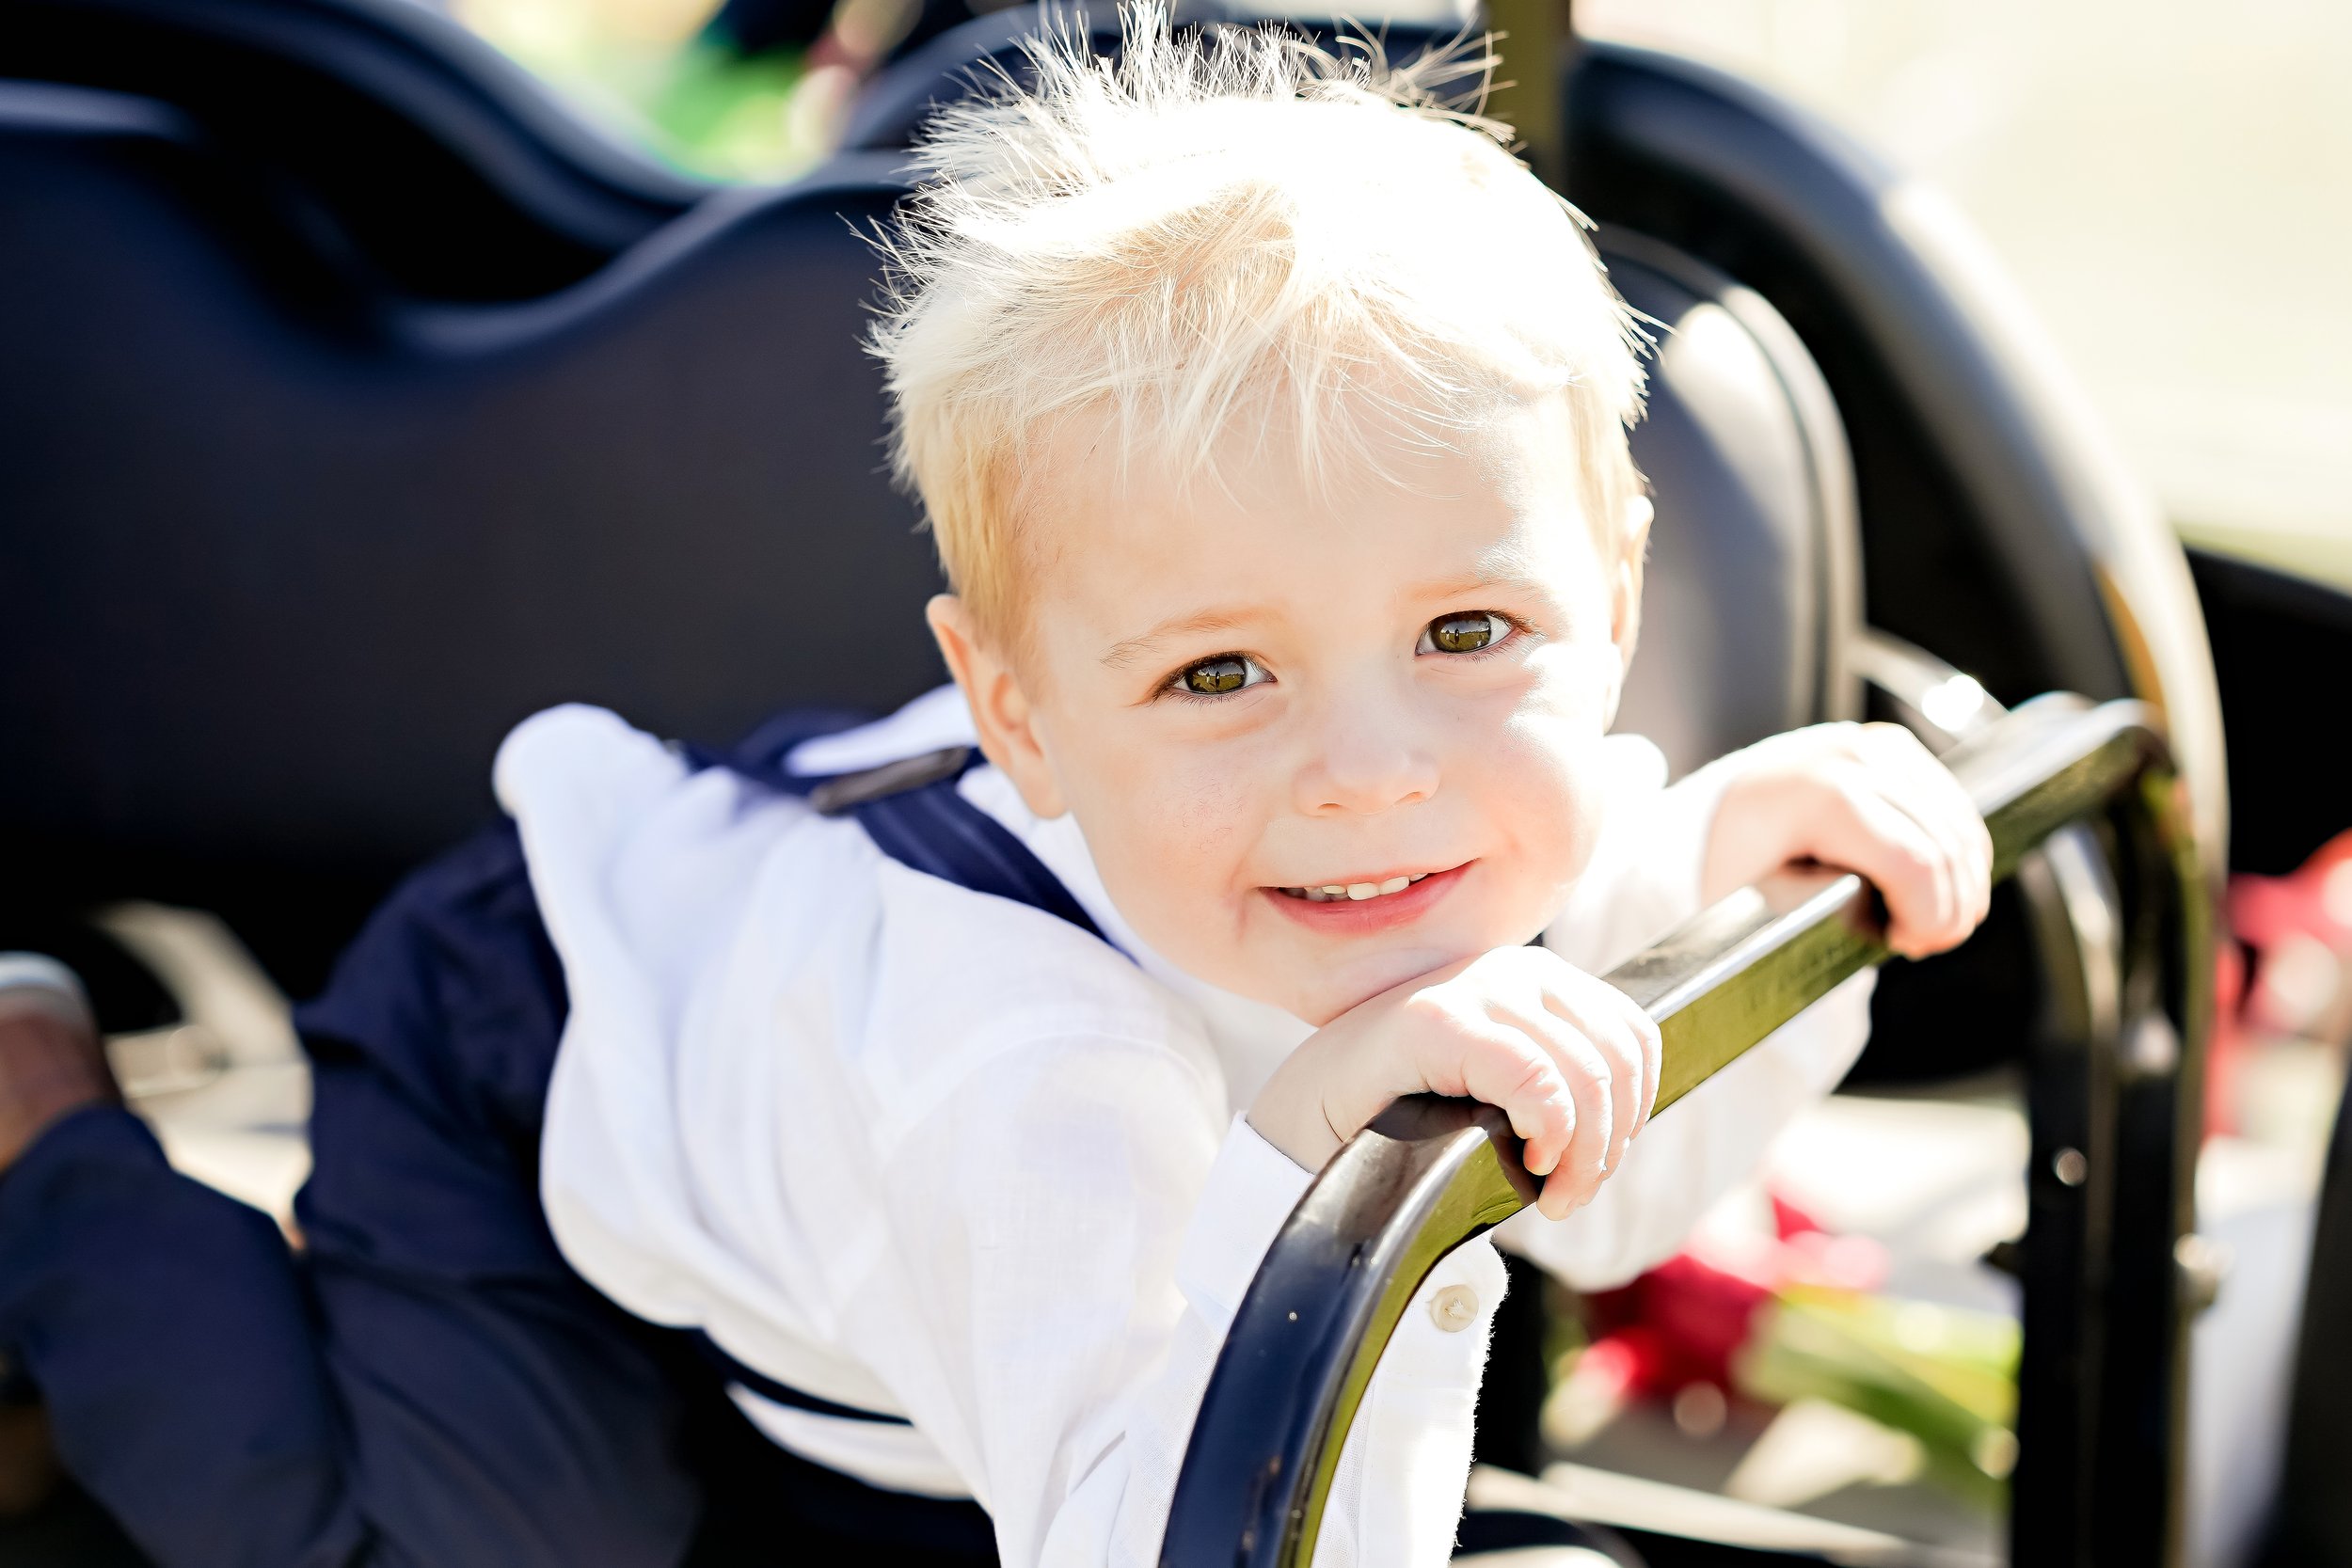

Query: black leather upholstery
left=0, top=0, right=1853, bottom=992
left=4, top=0, right=701, bottom=299
left=1600, top=232, right=1857, bottom=778
left=1, top=90, right=935, bottom=876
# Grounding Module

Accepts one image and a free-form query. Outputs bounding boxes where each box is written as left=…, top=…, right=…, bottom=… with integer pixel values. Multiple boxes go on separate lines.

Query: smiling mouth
left=1273, top=872, right=1435, bottom=904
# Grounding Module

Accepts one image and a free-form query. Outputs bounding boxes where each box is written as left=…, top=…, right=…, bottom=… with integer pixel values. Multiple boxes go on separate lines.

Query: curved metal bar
left=1159, top=1097, right=1537, bottom=1568
left=1161, top=695, right=2168, bottom=1568
left=1851, top=632, right=2157, bottom=1560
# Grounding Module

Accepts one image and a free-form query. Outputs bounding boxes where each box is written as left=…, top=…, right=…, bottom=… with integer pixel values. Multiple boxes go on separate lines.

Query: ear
left=1603, top=495, right=1652, bottom=730
left=926, top=594, right=1068, bottom=818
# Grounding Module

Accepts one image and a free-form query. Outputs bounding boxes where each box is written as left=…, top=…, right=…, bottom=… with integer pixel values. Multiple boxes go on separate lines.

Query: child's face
left=933, top=400, right=1645, bottom=1026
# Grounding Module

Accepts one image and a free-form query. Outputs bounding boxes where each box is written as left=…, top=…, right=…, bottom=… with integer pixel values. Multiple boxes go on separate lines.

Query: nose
left=1293, top=701, right=1440, bottom=817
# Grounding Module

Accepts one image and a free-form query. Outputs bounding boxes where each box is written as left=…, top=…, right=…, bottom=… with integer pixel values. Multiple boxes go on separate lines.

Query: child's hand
left=1248, top=946, right=1661, bottom=1219
left=1704, top=721, right=1993, bottom=960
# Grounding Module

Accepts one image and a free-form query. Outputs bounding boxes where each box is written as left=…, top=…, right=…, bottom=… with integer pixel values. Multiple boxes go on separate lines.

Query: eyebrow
left=1100, top=609, right=1261, bottom=670
left=1413, top=564, right=1552, bottom=602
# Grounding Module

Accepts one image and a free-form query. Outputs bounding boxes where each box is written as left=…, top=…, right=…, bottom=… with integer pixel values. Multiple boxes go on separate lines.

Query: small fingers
left=1490, top=1000, right=1616, bottom=1175
left=1536, top=972, right=1657, bottom=1161
left=1591, top=970, right=1662, bottom=1141
left=1498, top=964, right=1661, bottom=1217
left=1866, top=727, right=1989, bottom=869
left=1713, top=722, right=1992, bottom=965
left=1527, top=1052, right=1609, bottom=1220
left=1855, top=728, right=1994, bottom=949
left=1549, top=1036, right=1613, bottom=1215
left=1440, top=1022, right=1580, bottom=1181
left=1624, top=992, right=1663, bottom=1138
left=1818, top=776, right=1959, bottom=957
left=1419, top=953, right=1667, bottom=1221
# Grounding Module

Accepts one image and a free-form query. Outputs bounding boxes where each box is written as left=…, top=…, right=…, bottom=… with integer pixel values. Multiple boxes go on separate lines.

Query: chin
left=1288, top=943, right=1471, bottom=1027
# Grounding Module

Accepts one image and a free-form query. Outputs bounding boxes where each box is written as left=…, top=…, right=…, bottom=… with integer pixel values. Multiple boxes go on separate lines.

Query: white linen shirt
left=499, top=687, right=1876, bottom=1568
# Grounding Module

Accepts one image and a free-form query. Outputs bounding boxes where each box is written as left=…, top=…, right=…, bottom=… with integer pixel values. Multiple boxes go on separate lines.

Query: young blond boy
left=0, top=10, right=1988, bottom=1565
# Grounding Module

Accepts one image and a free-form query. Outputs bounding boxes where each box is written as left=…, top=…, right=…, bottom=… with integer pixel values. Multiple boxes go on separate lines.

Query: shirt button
left=1429, top=1284, right=1480, bottom=1333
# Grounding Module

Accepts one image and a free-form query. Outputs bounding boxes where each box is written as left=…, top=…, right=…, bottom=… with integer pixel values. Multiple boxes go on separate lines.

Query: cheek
left=1067, top=726, right=1262, bottom=906
left=1481, top=702, right=1613, bottom=909
left=1160, top=760, right=1255, bottom=862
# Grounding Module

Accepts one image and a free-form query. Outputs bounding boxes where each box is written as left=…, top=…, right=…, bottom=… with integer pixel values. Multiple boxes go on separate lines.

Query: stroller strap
left=683, top=712, right=1117, bottom=953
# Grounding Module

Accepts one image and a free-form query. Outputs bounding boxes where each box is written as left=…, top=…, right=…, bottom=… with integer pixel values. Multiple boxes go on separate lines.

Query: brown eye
left=1422, top=612, right=1504, bottom=655
left=1179, top=655, right=1266, bottom=696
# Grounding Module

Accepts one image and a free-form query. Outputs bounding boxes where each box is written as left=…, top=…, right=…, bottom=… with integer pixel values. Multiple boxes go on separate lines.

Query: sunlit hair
left=867, top=2, right=1648, bottom=645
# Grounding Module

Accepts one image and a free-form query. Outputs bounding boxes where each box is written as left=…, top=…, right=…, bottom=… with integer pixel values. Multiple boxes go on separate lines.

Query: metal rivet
left=2053, top=1147, right=2088, bottom=1186
left=1429, top=1283, right=1479, bottom=1333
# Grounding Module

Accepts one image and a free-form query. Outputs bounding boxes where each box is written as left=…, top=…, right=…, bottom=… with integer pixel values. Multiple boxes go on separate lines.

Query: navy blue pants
left=0, top=823, right=999, bottom=1568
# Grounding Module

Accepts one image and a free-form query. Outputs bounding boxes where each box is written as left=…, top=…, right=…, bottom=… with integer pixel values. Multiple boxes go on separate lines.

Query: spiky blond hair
left=868, top=4, right=1647, bottom=645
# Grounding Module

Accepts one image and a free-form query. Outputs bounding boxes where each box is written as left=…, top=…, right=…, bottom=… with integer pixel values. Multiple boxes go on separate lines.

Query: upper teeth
left=1285, top=873, right=1430, bottom=903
